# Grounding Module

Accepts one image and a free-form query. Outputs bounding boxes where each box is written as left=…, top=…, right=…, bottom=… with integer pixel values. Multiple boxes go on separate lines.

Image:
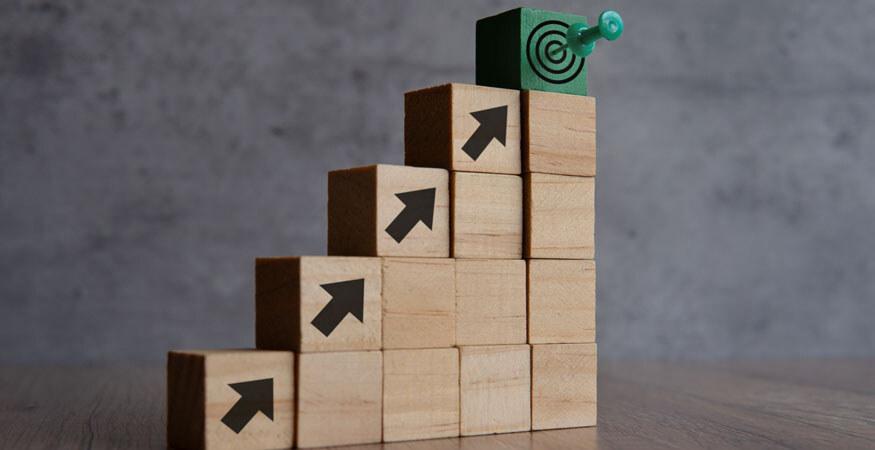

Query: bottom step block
left=383, top=348, right=460, bottom=442
left=166, top=350, right=294, bottom=450
left=460, top=344, right=531, bottom=435
left=296, top=351, right=383, bottom=448
left=531, top=343, right=598, bottom=430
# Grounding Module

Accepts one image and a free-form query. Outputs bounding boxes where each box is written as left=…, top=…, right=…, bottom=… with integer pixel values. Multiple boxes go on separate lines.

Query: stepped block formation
left=167, top=6, right=625, bottom=449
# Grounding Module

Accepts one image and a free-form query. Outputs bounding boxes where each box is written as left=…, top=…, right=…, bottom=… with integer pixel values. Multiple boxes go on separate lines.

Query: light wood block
left=382, top=258, right=456, bottom=349
left=383, top=348, right=460, bottom=442
left=255, top=256, right=381, bottom=353
left=455, top=259, right=527, bottom=345
left=523, top=90, right=596, bottom=176
left=296, top=351, right=382, bottom=448
left=532, top=343, right=598, bottom=430
left=167, top=350, right=294, bottom=450
left=528, top=260, right=596, bottom=344
left=459, top=345, right=531, bottom=436
left=525, top=173, right=594, bottom=259
left=405, top=83, right=521, bottom=175
left=451, top=172, right=523, bottom=259
left=328, top=164, right=450, bottom=257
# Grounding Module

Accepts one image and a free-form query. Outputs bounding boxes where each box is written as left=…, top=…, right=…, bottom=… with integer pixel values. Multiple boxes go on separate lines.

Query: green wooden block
left=476, top=7, right=589, bottom=96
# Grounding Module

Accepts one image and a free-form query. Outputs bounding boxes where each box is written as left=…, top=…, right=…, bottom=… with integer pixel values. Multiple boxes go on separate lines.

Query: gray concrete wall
left=2, top=0, right=874, bottom=363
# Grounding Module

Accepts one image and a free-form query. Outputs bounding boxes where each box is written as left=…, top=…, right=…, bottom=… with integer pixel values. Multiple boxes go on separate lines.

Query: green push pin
left=550, top=10, right=624, bottom=58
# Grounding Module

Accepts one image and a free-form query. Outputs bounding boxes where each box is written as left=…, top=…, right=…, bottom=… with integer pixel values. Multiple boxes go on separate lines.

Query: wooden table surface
left=2, top=360, right=873, bottom=449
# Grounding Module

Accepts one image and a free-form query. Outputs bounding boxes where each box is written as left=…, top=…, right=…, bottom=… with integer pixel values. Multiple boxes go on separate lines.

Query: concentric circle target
left=526, top=20, right=585, bottom=84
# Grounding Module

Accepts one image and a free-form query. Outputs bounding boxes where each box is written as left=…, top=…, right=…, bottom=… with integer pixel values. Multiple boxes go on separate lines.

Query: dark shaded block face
left=476, top=7, right=589, bottom=96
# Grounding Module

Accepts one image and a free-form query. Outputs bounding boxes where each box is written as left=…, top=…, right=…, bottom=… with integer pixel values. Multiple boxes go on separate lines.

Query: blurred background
left=1, top=0, right=874, bottom=364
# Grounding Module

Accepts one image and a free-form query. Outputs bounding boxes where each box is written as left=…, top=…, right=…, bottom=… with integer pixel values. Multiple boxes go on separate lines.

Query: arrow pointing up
left=461, top=105, right=508, bottom=161
left=311, top=279, right=365, bottom=337
left=221, top=378, right=274, bottom=434
left=384, top=188, right=436, bottom=243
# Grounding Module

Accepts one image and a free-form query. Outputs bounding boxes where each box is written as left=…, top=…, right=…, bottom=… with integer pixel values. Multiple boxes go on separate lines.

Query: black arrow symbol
left=461, top=105, right=508, bottom=161
left=310, top=279, right=365, bottom=337
left=221, top=378, right=274, bottom=434
left=384, top=188, right=436, bottom=243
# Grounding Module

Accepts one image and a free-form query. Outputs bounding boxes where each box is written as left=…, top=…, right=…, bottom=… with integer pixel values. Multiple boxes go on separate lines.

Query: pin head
left=597, top=10, right=624, bottom=41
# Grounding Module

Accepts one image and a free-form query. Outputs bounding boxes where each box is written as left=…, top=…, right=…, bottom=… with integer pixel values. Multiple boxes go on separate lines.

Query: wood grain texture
left=4, top=360, right=875, bottom=449
left=167, top=350, right=294, bottom=450
left=296, top=351, right=382, bottom=448
left=326, top=166, right=378, bottom=256
left=382, top=258, right=455, bottom=349
left=527, top=260, right=596, bottom=344
left=405, top=83, right=521, bottom=174
left=328, top=164, right=450, bottom=258
left=455, top=259, right=527, bottom=346
left=525, top=173, right=594, bottom=259
left=167, top=352, right=205, bottom=449
left=255, top=256, right=381, bottom=353
left=522, top=90, right=596, bottom=176
left=383, top=348, right=460, bottom=442
left=451, top=172, right=523, bottom=259
left=531, top=343, right=597, bottom=431
left=459, top=345, right=531, bottom=436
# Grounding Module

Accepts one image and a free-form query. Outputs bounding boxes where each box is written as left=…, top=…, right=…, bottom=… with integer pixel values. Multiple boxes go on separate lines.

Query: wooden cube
left=451, top=172, right=523, bottom=259
left=296, top=351, right=382, bottom=448
left=383, top=348, right=460, bottom=442
left=455, top=259, right=527, bottom=345
left=523, top=90, right=596, bottom=176
left=405, top=83, right=521, bottom=175
left=459, top=345, right=531, bottom=435
left=476, top=8, right=590, bottom=96
left=255, top=256, right=381, bottom=353
left=525, top=173, right=594, bottom=259
left=167, top=350, right=294, bottom=450
left=528, top=260, right=596, bottom=344
left=382, top=258, right=456, bottom=349
left=328, top=164, right=450, bottom=257
left=532, top=343, right=598, bottom=430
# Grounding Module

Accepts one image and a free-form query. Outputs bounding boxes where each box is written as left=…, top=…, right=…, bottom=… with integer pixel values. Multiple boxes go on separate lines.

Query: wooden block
left=476, top=8, right=590, bottom=96
left=405, top=83, right=521, bottom=175
left=296, top=351, right=382, bottom=448
left=528, top=260, right=596, bottom=344
left=383, top=348, right=460, bottom=442
left=328, top=164, right=450, bottom=257
left=523, top=90, right=596, bottom=176
left=255, top=256, right=381, bottom=353
left=455, top=259, right=527, bottom=346
left=531, top=343, right=598, bottom=430
left=167, top=350, right=294, bottom=450
left=459, top=345, right=531, bottom=436
left=382, top=258, right=456, bottom=349
left=451, top=172, right=523, bottom=259
left=525, top=173, right=594, bottom=259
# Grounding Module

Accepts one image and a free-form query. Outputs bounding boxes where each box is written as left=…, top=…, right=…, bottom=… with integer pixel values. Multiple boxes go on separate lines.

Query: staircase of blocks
left=167, top=7, right=623, bottom=449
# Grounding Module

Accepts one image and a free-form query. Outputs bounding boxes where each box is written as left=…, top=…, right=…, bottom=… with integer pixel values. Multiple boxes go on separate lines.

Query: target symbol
left=526, top=20, right=585, bottom=85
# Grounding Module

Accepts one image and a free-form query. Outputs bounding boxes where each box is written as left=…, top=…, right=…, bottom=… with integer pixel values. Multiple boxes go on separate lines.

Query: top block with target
left=476, top=7, right=623, bottom=96
left=328, top=164, right=450, bottom=258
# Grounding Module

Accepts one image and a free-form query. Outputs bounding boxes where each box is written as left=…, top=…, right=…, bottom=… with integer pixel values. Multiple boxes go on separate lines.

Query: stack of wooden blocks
left=168, top=7, right=599, bottom=449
